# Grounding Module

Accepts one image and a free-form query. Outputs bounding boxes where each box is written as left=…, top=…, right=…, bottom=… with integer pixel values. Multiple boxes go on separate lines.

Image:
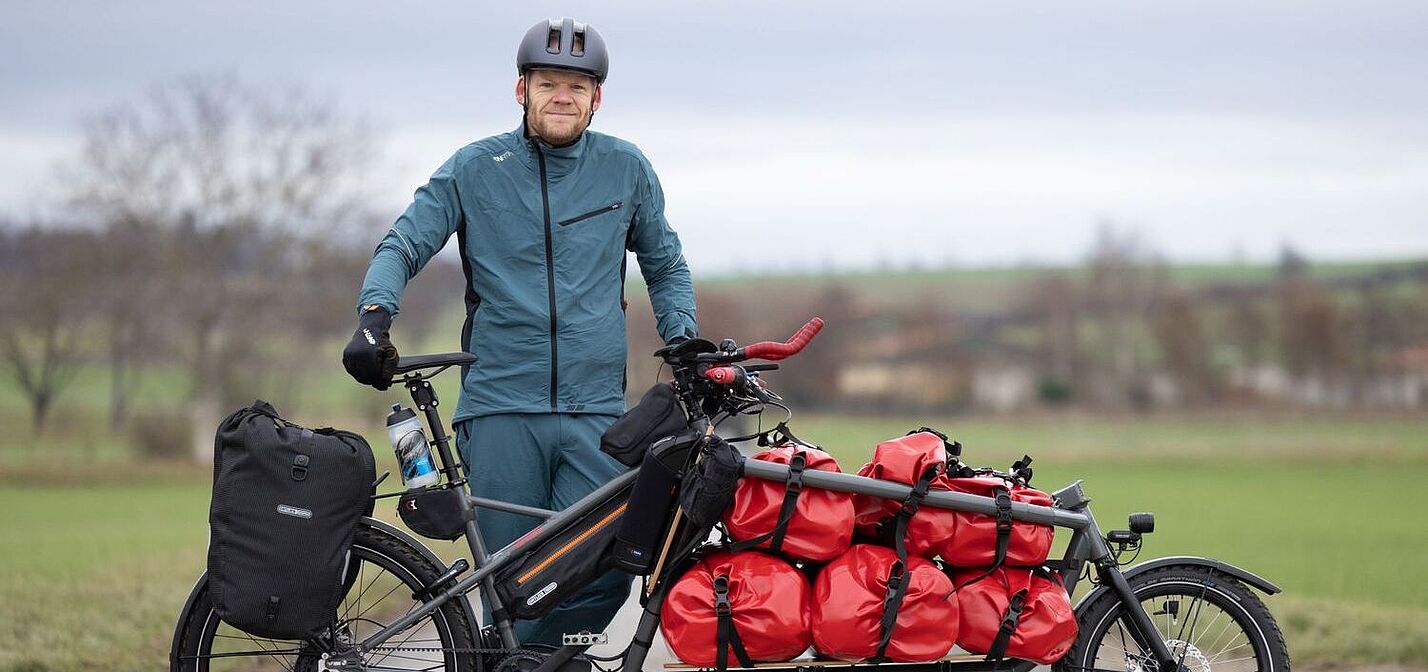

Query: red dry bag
left=660, top=550, right=812, bottom=670
left=724, top=443, right=854, bottom=562
left=940, top=476, right=1054, bottom=568
left=811, top=544, right=959, bottom=663
left=853, top=431, right=956, bottom=558
left=954, top=566, right=1078, bottom=664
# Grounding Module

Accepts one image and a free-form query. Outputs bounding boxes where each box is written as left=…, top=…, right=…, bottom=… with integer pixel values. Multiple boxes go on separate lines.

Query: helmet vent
left=571, top=30, right=586, bottom=57
left=546, top=25, right=562, bottom=54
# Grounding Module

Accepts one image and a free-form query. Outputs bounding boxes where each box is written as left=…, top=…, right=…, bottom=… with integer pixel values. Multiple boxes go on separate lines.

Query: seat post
left=404, top=374, right=465, bottom=486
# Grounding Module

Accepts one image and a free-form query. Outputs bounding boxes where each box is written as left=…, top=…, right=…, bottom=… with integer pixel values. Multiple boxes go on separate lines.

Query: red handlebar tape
left=743, top=317, right=825, bottom=361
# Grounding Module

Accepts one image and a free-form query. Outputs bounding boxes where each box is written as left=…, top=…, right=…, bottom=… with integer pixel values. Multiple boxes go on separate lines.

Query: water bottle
left=386, top=404, right=439, bottom=489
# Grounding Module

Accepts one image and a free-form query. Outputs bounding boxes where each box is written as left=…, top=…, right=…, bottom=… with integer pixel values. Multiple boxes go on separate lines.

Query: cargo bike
left=171, top=318, right=1290, bottom=672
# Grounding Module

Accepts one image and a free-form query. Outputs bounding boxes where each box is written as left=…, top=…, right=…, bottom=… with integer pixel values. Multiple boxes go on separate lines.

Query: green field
left=2, top=414, right=1427, bottom=671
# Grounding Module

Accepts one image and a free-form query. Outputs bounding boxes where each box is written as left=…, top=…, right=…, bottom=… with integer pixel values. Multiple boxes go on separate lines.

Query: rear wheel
left=1060, top=566, right=1289, bottom=672
left=171, top=522, right=479, bottom=671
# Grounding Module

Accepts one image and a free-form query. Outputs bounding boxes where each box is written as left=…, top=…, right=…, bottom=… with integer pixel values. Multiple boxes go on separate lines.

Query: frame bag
left=661, top=550, right=812, bottom=670
left=724, top=443, right=854, bottom=563
left=811, top=544, right=959, bottom=663
left=208, top=400, right=376, bottom=640
left=953, top=566, right=1077, bottom=664
left=398, top=486, right=469, bottom=541
left=494, top=484, right=632, bottom=619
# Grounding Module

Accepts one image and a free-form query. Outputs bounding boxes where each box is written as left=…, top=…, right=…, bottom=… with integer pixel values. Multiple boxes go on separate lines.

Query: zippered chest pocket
left=557, top=201, right=623, bottom=227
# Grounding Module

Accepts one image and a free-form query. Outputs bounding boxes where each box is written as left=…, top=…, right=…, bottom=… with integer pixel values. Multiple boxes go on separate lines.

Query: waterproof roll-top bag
left=661, top=550, right=813, bottom=670
left=953, top=566, right=1078, bottom=664
left=853, top=431, right=956, bottom=558
left=811, top=544, right=959, bottom=663
left=724, top=443, right=854, bottom=563
left=612, top=431, right=698, bottom=574
left=208, top=400, right=376, bottom=640
left=940, top=476, right=1055, bottom=568
left=494, top=483, right=631, bottom=619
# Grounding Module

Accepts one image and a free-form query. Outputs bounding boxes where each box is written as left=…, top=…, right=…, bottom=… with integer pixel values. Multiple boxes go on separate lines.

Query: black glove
left=343, top=307, right=399, bottom=390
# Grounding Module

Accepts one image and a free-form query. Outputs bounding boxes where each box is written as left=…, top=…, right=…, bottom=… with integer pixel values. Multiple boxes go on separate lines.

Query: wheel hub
left=1126, top=640, right=1212, bottom=672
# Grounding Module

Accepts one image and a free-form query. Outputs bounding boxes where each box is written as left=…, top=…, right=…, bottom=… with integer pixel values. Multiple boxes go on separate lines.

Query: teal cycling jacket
left=358, top=125, right=697, bottom=422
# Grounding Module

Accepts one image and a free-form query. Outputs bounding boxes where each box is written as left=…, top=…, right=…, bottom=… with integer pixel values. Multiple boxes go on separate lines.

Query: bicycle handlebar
left=741, top=317, right=824, bottom=361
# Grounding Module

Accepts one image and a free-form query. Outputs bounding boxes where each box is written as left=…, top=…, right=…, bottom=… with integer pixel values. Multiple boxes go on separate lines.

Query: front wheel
left=1059, top=565, right=1290, bottom=672
left=171, top=521, right=479, bottom=671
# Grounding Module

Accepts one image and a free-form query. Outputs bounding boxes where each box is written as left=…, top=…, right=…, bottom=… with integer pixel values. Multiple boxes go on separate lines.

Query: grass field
left=2, top=413, right=1426, bottom=671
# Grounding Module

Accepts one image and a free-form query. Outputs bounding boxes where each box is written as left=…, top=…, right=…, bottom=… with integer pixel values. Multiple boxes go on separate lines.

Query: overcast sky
left=3, top=1, right=1425, bottom=273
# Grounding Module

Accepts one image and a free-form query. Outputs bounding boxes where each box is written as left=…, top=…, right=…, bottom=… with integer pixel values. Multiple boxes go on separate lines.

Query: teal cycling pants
left=455, top=413, right=630, bottom=647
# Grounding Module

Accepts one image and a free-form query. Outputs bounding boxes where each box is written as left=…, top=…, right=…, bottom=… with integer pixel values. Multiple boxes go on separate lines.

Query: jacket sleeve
left=356, top=152, right=465, bottom=317
left=628, top=159, right=697, bottom=344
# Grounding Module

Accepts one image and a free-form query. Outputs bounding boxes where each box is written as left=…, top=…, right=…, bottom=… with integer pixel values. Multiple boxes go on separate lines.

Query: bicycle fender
left=361, top=516, right=481, bottom=629
left=1074, top=555, right=1282, bottom=612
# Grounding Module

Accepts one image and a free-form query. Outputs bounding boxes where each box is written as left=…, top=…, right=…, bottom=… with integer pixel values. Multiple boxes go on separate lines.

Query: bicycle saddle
left=393, top=352, right=476, bottom=375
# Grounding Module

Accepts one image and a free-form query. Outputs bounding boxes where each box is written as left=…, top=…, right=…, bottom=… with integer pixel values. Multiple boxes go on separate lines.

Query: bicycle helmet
left=517, top=18, right=609, bottom=84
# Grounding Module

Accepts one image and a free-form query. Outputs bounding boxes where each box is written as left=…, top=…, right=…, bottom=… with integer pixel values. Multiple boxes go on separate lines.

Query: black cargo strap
left=953, top=486, right=1015, bottom=591
left=986, top=588, right=1029, bottom=661
left=713, top=574, right=753, bottom=671
left=729, top=453, right=807, bottom=554
left=870, top=465, right=937, bottom=662
left=872, top=561, right=909, bottom=662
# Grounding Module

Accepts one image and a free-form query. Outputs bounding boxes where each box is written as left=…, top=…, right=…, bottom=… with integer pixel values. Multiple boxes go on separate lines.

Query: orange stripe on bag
left=517, top=503, right=627, bottom=584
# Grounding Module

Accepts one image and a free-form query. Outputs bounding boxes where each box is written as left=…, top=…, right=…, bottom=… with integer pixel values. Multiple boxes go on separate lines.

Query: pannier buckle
left=994, top=488, right=1013, bottom=530
left=291, top=454, right=310, bottom=482
left=713, top=575, right=732, bottom=616
left=1000, top=591, right=1026, bottom=632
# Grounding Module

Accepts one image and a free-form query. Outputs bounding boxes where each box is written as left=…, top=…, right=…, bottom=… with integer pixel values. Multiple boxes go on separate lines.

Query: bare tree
left=0, top=227, right=97, bottom=431
left=60, top=74, right=380, bottom=456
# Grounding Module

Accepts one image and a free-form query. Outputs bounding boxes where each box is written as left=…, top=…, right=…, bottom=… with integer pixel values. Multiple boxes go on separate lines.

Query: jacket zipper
left=557, top=201, right=623, bottom=227
left=535, top=145, right=559, bottom=411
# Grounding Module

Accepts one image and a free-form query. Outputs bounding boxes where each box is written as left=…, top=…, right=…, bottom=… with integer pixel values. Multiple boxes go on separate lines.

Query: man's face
left=516, top=69, right=601, bottom=147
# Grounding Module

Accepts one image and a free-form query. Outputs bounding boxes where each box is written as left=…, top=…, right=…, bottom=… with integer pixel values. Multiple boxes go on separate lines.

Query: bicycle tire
left=1058, top=565, right=1290, bottom=672
left=171, top=521, right=479, bottom=672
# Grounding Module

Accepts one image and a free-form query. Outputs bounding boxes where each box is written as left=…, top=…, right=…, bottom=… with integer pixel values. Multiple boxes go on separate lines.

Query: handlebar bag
left=208, top=400, right=376, bottom=640
left=853, top=431, right=956, bottom=558
left=494, top=482, right=632, bottom=620
left=953, top=566, right=1077, bottom=664
left=811, top=544, right=958, bottom=663
left=661, top=550, right=812, bottom=669
left=939, top=477, right=1054, bottom=568
left=724, top=443, right=854, bottom=563
left=600, top=382, right=687, bottom=467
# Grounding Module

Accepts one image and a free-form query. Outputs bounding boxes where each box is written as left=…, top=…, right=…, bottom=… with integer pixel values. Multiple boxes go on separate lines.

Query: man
left=342, top=17, right=697, bottom=645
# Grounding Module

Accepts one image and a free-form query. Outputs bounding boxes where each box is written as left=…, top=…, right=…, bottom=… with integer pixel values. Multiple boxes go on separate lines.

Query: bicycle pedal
left=562, top=631, right=608, bottom=647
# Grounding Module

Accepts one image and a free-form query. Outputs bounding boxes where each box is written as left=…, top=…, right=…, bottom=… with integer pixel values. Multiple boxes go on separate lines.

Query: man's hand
left=343, top=307, right=399, bottom=390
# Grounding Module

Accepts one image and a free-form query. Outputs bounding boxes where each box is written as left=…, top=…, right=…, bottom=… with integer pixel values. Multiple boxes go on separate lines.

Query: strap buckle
left=785, top=454, right=806, bottom=494
left=712, top=575, right=732, bottom=616
left=999, top=591, right=1027, bottom=632
left=994, top=488, right=1013, bottom=530
left=882, top=563, right=906, bottom=609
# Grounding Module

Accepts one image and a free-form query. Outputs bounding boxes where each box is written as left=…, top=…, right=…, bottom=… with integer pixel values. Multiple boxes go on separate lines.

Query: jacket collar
left=514, top=120, right=588, bottom=178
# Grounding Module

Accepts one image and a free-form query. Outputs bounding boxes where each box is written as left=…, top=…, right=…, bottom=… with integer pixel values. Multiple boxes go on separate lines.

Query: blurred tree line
left=628, top=228, right=1428, bottom=415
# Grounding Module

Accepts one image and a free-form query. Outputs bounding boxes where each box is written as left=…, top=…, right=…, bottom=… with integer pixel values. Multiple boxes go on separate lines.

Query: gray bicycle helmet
left=516, top=18, right=609, bottom=84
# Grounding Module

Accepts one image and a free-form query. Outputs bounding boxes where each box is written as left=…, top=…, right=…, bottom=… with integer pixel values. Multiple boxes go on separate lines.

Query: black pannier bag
left=494, top=483, right=634, bottom=620
left=600, top=382, right=687, bottom=467
left=611, top=430, right=700, bottom=574
left=208, top=401, right=376, bottom=640
left=399, top=486, right=469, bottom=541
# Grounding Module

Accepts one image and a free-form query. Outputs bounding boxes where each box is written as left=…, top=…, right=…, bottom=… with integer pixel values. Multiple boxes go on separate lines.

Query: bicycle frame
left=362, top=368, right=1190, bottom=672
